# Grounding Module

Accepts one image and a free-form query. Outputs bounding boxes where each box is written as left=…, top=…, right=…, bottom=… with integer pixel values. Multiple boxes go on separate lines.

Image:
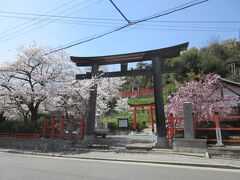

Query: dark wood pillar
left=133, top=107, right=137, bottom=131
left=152, top=57, right=167, bottom=137
left=85, top=65, right=98, bottom=136
left=149, top=106, right=154, bottom=132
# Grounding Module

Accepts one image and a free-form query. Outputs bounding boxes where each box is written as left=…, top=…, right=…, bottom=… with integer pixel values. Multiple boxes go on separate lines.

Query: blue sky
left=0, top=0, right=240, bottom=64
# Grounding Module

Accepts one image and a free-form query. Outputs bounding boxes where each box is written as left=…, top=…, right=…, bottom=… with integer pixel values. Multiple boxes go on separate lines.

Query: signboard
left=118, top=118, right=128, bottom=128
left=215, top=128, right=223, bottom=145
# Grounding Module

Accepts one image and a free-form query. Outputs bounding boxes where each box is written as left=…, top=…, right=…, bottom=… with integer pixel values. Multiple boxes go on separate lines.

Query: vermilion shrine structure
left=129, top=103, right=155, bottom=132
left=71, top=42, right=189, bottom=147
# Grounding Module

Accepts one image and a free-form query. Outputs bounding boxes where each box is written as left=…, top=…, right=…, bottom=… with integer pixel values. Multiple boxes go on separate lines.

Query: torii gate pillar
left=85, top=65, right=98, bottom=140
left=152, top=57, right=169, bottom=148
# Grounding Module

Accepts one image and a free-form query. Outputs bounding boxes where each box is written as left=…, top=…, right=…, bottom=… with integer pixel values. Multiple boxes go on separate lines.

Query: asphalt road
left=0, top=152, right=239, bottom=180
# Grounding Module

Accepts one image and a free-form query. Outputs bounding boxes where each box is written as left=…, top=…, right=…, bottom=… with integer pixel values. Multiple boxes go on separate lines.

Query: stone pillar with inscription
left=172, top=102, right=207, bottom=153
left=183, top=102, right=195, bottom=139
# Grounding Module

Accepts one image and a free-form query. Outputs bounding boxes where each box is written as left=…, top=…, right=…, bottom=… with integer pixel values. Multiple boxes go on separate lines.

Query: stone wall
left=0, top=137, right=73, bottom=152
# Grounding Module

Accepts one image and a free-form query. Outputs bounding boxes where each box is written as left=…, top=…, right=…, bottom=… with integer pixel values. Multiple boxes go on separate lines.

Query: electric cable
left=109, top=0, right=130, bottom=23
left=0, top=0, right=79, bottom=37
left=0, top=0, right=100, bottom=42
left=44, top=0, right=210, bottom=55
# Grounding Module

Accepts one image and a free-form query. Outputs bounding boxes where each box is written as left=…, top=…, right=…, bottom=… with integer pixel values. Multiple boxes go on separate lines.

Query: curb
left=69, top=146, right=208, bottom=157
left=1, top=149, right=240, bottom=170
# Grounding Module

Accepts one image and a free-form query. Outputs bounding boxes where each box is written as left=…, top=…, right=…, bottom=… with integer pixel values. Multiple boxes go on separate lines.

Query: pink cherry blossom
left=165, top=74, right=239, bottom=121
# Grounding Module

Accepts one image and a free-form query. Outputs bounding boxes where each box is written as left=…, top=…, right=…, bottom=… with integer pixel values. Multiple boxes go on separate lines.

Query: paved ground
left=91, top=134, right=156, bottom=147
left=0, top=152, right=239, bottom=180
left=1, top=146, right=240, bottom=169
left=1, top=133, right=240, bottom=172
left=83, top=134, right=240, bottom=159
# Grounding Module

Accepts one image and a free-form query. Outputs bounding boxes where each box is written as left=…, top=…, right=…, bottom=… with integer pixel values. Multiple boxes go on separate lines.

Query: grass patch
left=128, top=97, right=154, bottom=105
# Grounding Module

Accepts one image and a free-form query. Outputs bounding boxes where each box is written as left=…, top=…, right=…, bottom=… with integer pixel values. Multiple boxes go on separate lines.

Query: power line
left=45, top=0, right=209, bottom=55
left=0, top=0, right=146, bottom=23
left=149, top=20, right=240, bottom=24
left=31, top=20, right=237, bottom=48
left=1, top=12, right=239, bottom=34
left=109, top=0, right=130, bottom=23
left=45, top=25, right=129, bottom=55
left=114, top=25, right=237, bottom=31
left=30, top=17, right=237, bottom=30
left=0, top=0, right=100, bottom=42
left=1, top=22, right=236, bottom=57
left=0, top=0, right=146, bottom=56
left=1, top=12, right=238, bottom=42
left=0, top=12, right=125, bottom=22
left=0, top=0, right=91, bottom=41
left=135, top=0, right=209, bottom=24
left=2, top=13, right=240, bottom=25
left=1, top=0, right=205, bottom=42
left=2, top=0, right=237, bottom=54
left=1, top=25, right=237, bottom=59
left=0, top=0, right=79, bottom=36
left=37, top=19, right=239, bottom=31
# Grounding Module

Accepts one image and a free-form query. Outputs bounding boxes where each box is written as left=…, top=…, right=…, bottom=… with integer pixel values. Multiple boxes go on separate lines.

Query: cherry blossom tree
left=0, top=44, right=74, bottom=122
left=47, top=79, right=91, bottom=117
left=114, top=97, right=130, bottom=113
left=165, top=74, right=239, bottom=120
left=48, top=77, right=125, bottom=117
left=0, top=44, right=126, bottom=124
left=96, top=77, right=125, bottom=115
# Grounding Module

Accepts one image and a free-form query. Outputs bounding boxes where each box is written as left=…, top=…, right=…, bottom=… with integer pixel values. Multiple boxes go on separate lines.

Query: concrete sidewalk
left=1, top=148, right=240, bottom=170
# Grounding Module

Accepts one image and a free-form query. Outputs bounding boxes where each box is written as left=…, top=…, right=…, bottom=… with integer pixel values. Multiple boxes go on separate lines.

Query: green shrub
left=103, top=111, right=150, bottom=131
left=107, top=121, right=118, bottom=131
left=0, top=120, right=42, bottom=133
left=173, top=131, right=184, bottom=138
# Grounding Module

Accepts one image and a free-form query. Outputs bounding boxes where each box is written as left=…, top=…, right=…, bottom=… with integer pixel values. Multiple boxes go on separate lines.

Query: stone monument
left=173, top=102, right=207, bottom=153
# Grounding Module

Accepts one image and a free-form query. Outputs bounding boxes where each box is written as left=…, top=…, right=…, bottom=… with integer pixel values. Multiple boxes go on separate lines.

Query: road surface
left=0, top=152, right=239, bottom=180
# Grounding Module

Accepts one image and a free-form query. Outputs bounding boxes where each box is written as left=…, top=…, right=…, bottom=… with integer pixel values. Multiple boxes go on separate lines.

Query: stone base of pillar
left=215, top=142, right=224, bottom=147
left=173, top=138, right=207, bottom=153
left=83, top=135, right=95, bottom=145
left=154, top=137, right=169, bottom=149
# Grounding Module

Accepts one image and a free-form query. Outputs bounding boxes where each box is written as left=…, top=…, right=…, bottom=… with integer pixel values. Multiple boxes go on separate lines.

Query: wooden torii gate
left=71, top=42, right=188, bottom=147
